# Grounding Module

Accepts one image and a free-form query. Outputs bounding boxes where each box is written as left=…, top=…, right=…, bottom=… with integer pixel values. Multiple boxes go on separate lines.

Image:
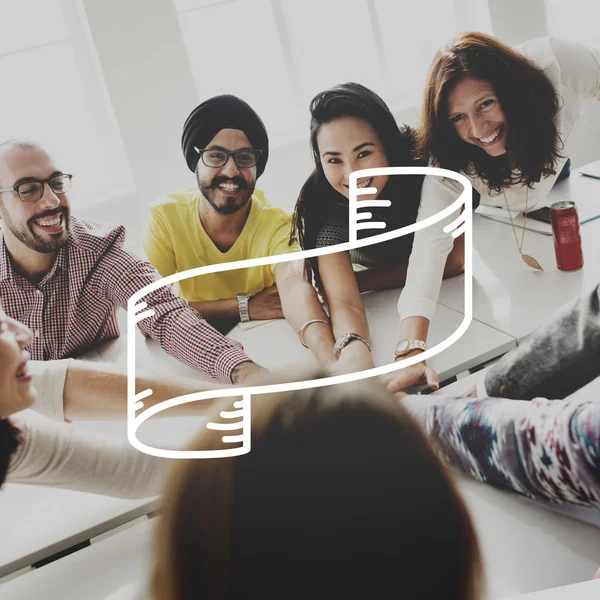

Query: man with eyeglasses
left=0, top=138, right=263, bottom=384
left=143, top=95, right=338, bottom=367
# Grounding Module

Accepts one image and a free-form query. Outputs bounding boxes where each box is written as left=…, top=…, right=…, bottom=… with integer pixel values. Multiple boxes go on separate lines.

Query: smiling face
left=0, top=308, right=37, bottom=419
left=317, top=116, right=390, bottom=201
left=447, top=77, right=508, bottom=157
left=195, top=128, right=257, bottom=215
left=0, top=145, right=71, bottom=254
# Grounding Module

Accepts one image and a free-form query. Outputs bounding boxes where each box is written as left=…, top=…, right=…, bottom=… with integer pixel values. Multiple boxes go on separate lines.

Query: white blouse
left=7, top=360, right=170, bottom=499
left=398, top=37, right=600, bottom=322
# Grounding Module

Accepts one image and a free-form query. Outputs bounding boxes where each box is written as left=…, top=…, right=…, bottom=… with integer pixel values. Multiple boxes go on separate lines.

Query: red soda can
left=550, top=201, right=584, bottom=271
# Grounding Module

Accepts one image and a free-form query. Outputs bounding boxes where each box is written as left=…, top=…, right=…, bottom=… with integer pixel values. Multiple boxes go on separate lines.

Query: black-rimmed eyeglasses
left=194, top=147, right=261, bottom=169
left=0, top=173, right=73, bottom=203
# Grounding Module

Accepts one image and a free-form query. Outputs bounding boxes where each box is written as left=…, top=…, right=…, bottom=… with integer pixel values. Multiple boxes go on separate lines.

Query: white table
left=0, top=518, right=154, bottom=600
left=519, top=580, right=600, bottom=599
left=437, top=171, right=600, bottom=342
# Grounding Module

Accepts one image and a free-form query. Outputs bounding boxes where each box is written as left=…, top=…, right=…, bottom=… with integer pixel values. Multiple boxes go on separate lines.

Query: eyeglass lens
left=202, top=150, right=258, bottom=169
left=17, top=175, right=72, bottom=202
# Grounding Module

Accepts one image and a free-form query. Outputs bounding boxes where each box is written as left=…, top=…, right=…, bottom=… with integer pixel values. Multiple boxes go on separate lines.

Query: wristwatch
left=333, top=332, right=371, bottom=358
left=237, top=294, right=252, bottom=323
left=394, top=339, right=426, bottom=359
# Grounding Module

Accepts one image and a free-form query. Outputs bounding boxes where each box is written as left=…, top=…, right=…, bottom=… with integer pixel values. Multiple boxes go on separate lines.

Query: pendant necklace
left=501, top=187, right=543, bottom=271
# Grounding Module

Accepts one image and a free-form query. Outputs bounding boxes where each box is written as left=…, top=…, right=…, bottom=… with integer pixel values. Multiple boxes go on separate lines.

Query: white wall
left=76, top=0, right=600, bottom=249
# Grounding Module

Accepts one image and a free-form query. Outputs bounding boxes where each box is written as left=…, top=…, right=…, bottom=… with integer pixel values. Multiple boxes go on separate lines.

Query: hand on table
left=382, top=360, right=439, bottom=394
left=248, top=290, right=284, bottom=320
left=231, top=361, right=268, bottom=385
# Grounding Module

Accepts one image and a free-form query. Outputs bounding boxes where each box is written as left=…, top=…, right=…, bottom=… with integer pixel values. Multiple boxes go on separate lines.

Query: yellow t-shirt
left=143, top=187, right=298, bottom=302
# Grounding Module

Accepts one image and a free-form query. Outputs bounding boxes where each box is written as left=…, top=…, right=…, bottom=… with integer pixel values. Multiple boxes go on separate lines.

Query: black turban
left=181, top=94, right=269, bottom=177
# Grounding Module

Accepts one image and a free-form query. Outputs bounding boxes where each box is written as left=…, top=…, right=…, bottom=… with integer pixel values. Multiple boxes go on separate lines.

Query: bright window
left=0, top=0, right=133, bottom=207
left=175, top=0, right=493, bottom=147
left=544, top=0, right=600, bottom=47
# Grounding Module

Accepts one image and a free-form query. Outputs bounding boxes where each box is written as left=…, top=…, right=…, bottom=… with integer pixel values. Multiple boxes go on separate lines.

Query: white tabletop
left=519, top=580, right=600, bottom=599
left=437, top=171, right=600, bottom=342
left=0, top=518, right=154, bottom=600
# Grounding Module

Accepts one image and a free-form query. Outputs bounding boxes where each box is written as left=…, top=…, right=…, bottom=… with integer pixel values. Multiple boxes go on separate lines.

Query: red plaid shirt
left=0, top=218, right=250, bottom=382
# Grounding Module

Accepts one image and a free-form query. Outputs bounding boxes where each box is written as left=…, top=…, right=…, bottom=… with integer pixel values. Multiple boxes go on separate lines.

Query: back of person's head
left=153, top=379, right=482, bottom=600
left=417, top=31, right=561, bottom=191
left=291, top=83, right=420, bottom=250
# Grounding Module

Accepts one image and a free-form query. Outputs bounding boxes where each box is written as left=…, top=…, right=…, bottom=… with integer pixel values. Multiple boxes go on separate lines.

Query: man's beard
left=198, top=175, right=254, bottom=215
left=0, top=205, right=70, bottom=254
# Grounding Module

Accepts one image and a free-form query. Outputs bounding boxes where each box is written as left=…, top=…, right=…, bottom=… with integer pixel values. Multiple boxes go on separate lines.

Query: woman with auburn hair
left=389, top=33, right=600, bottom=392
left=152, top=379, right=483, bottom=600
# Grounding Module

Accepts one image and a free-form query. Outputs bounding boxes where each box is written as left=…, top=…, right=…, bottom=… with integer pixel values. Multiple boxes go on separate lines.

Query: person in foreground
left=0, top=139, right=261, bottom=384
left=397, top=33, right=600, bottom=365
left=0, top=306, right=235, bottom=497
left=151, top=378, right=483, bottom=600
left=394, top=281, right=600, bottom=507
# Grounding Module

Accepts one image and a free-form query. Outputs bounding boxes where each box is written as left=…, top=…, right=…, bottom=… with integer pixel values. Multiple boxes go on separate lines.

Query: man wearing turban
left=143, top=96, right=335, bottom=365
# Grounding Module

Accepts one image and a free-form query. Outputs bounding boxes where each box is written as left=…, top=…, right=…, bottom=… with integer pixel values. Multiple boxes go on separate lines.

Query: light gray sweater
left=7, top=360, right=169, bottom=499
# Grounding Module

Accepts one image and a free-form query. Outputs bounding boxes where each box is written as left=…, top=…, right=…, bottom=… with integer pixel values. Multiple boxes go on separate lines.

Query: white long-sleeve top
left=398, top=37, right=600, bottom=322
left=6, top=360, right=170, bottom=499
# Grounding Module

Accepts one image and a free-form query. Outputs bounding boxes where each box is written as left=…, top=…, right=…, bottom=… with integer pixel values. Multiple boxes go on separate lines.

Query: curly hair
left=290, top=82, right=421, bottom=250
left=417, top=32, right=563, bottom=192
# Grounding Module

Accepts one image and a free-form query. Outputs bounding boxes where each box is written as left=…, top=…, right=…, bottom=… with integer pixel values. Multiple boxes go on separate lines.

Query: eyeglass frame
left=0, top=173, right=74, bottom=203
left=194, top=146, right=262, bottom=169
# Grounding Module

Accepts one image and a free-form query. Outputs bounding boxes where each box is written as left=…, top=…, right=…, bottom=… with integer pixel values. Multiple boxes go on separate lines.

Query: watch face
left=395, top=339, right=409, bottom=354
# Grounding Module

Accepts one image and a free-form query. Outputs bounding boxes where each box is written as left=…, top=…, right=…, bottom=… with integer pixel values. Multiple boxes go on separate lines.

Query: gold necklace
left=501, top=187, right=543, bottom=271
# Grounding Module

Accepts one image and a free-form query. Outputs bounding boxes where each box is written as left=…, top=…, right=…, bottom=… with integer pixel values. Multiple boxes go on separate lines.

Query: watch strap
left=394, top=339, right=426, bottom=359
left=237, top=294, right=251, bottom=323
left=333, top=332, right=371, bottom=358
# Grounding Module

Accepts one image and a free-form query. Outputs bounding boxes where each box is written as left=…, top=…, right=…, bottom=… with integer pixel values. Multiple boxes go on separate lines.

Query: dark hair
left=153, top=379, right=483, bottom=600
left=417, top=32, right=563, bottom=192
left=0, top=419, right=21, bottom=487
left=291, top=82, right=422, bottom=250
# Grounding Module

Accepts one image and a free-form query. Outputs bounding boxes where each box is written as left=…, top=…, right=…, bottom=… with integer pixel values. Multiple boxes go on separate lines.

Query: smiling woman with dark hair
left=291, top=83, right=463, bottom=389
left=391, top=34, right=600, bottom=392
